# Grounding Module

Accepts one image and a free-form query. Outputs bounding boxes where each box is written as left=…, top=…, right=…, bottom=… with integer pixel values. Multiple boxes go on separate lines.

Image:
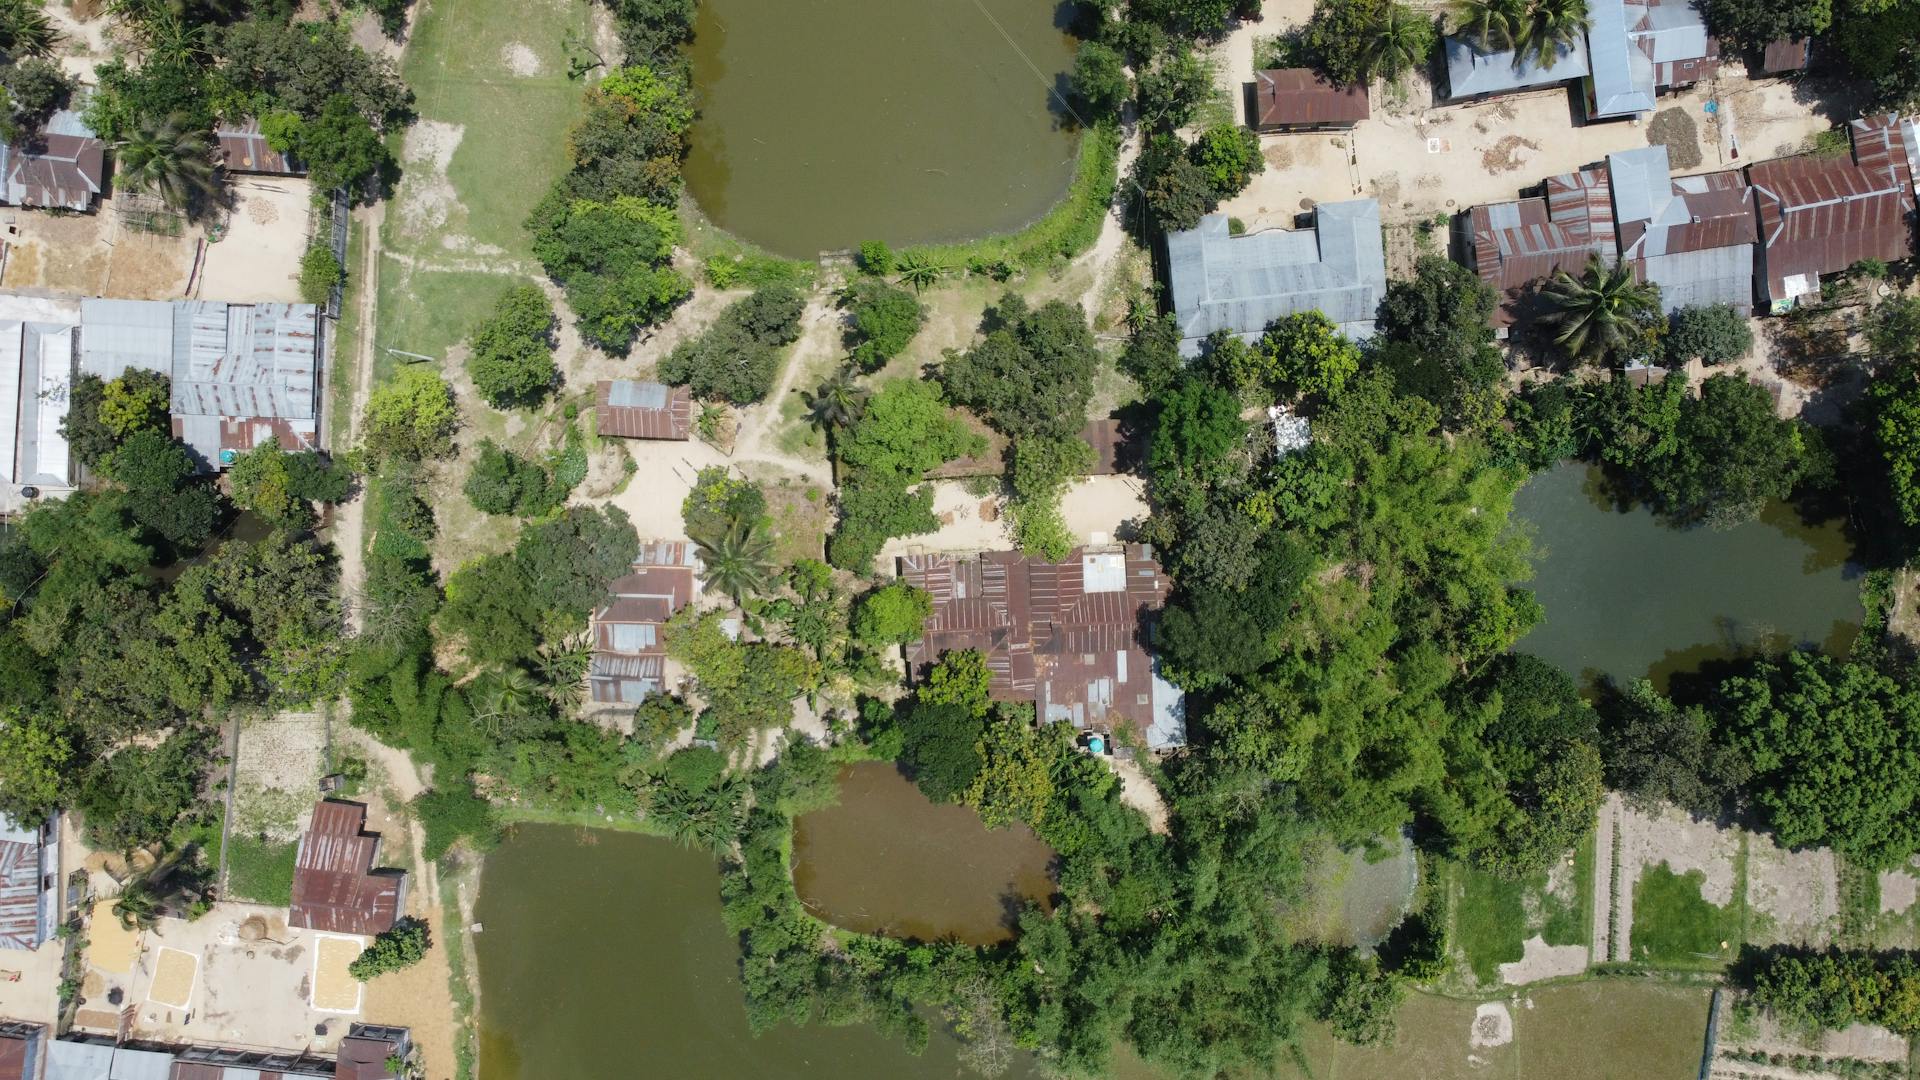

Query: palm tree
left=1539, top=256, right=1659, bottom=365
left=894, top=251, right=950, bottom=294
left=693, top=517, right=776, bottom=605
left=1513, top=0, right=1590, bottom=69
left=1448, top=0, right=1526, bottom=52
left=115, top=113, right=219, bottom=211
left=1358, top=2, right=1431, bottom=83
left=533, top=634, right=591, bottom=703
left=801, top=368, right=866, bottom=436
left=113, top=875, right=161, bottom=931
left=474, top=667, right=544, bottom=737
left=0, top=0, right=59, bottom=59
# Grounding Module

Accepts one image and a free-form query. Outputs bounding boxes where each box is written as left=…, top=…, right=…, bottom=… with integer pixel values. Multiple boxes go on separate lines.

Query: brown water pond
left=790, top=761, right=1057, bottom=945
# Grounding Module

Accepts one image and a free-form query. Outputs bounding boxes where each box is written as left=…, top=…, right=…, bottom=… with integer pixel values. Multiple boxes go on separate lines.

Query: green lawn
left=226, top=837, right=298, bottom=906
left=1448, top=836, right=1595, bottom=987
left=373, top=0, right=591, bottom=384
left=1631, top=862, right=1742, bottom=968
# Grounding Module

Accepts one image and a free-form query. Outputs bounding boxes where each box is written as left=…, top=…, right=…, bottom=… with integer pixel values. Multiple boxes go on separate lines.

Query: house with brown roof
left=0, top=110, right=105, bottom=212
left=589, top=541, right=701, bottom=706
left=1607, top=145, right=1757, bottom=312
left=900, top=545, right=1185, bottom=749
left=0, top=1023, right=42, bottom=1080
left=1466, top=165, right=1615, bottom=325
left=216, top=120, right=303, bottom=177
left=1749, top=114, right=1918, bottom=311
left=1245, top=68, right=1368, bottom=131
left=332, top=1026, right=409, bottom=1080
left=288, top=801, right=403, bottom=938
left=595, top=379, right=693, bottom=441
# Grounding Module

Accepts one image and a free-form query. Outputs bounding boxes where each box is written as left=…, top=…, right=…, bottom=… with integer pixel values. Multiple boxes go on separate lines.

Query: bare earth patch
left=1745, top=831, right=1839, bottom=947
left=395, top=121, right=467, bottom=238
left=1470, top=1002, right=1514, bottom=1049
left=1481, top=135, right=1542, bottom=174
left=1499, top=935, right=1589, bottom=986
left=1881, top=868, right=1919, bottom=915
left=500, top=42, right=542, bottom=76
left=1613, top=799, right=1741, bottom=961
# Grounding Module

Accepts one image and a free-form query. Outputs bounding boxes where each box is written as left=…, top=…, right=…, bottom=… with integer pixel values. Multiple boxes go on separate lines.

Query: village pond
left=683, top=0, right=1080, bottom=258
left=474, top=822, right=1061, bottom=1080
left=790, top=761, right=1057, bottom=945
left=1512, top=462, right=1862, bottom=689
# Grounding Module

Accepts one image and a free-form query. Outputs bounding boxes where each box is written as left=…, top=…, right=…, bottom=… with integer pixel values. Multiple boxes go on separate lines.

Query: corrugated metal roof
left=216, top=120, right=302, bottom=176
left=1608, top=148, right=1757, bottom=312
left=45, top=1041, right=118, bottom=1080
left=1761, top=37, right=1809, bottom=74
left=1167, top=203, right=1387, bottom=357
left=0, top=110, right=105, bottom=212
left=1750, top=117, right=1918, bottom=305
left=289, top=801, right=402, bottom=938
left=1250, top=68, right=1369, bottom=128
left=0, top=1028, right=35, bottom=1080
left=333, top=1036, right=399, bottom=1080
left=587, top=543, right=700, bottom=705
left=1469, top=167, right=1617, bottom=295
left=1444, top=33, right=1590, bottom=99
left=901, top=546, right=1184, bottom=748
left=595, top=380, right=692, bottom=440
left=0, top=827, right=43, bottom=951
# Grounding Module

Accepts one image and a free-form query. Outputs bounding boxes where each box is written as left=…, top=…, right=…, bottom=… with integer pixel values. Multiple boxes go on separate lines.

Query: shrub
left=363, top=366, right=458, bottom=462
left=298, top=245, right=342, bottom=305
left=415, top=782, right=498, bottom=860
left=1666, top=304, right=1753, bottom=365
left=844, top=279, right=926, bottom=370
left=658, top=286, right=805, bottom=403
left=464, top=439, right=560, bottom=517
left=856, top=240, right=895, bottom=275
left=852, top=581, right=932, bottom=645
left=348, top=917, right=431, bottom=980
left=466, top=285, right=558, bottom=410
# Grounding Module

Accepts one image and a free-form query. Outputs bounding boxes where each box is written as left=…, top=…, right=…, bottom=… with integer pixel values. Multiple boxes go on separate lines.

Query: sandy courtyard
left=199, top=177, right=320, bottom=302
left=312, top=935, right=366, bottom=1013
left=1, top=210, right=195, bottom=298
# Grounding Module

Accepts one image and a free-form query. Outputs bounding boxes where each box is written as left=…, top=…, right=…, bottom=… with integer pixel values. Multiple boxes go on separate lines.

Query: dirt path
left=1593, top=793, right=1617, bottom=965
left=728, top=291, right=839, bottom=488
left=330, top=202, right=387, bottom=635
left=1111, top=756, right=1170, bottom=835
left=1075, top=120, right=1145, bottom=322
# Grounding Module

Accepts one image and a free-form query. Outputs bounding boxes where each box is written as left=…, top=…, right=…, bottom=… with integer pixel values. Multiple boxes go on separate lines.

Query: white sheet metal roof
left=1444, top=33, right=1590, bottom=99
left=1167, top=202, right=1387, bottom=356
left=78, top=298, right=173, bottom=381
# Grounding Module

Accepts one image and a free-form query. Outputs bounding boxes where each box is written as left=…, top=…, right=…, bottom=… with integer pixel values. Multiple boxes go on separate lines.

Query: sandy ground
left=1745, top=831, right=1839, bottom=947
left=232, top=712, right=329, bottom=847
left=1612, top=799, right=1742, bottom=962
left=1470, top=1002, right=1514, bottom=1049
left=0, top=938, right=63, bottom=1025
left=873, top=475, right=1148, bottom=571
left=1499, top=935, right=1589, bottom=985
left=1216, top=70, right=1834, bottom=234
left=359, top=908, right=458, bottom=1078
left=92, top=905, right=355, bottom=1055
left=44, top=1, right=113, bottom=83
left=1880, top=865, right=1919, bottom=916
left=596, top=438, right=735, bottom=541
left=1109, top=756, right=1171, bottom=835
left=198, top=177, right=318, bottom=302
left=1, top=209, right=196, bottom=298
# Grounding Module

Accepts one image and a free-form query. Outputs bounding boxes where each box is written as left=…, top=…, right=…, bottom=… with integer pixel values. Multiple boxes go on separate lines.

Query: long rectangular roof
left=1609, top=147, right=1757, bottom=311
left=901, top=546, right=1184, bottom=748
left=1444, top=33, right=1589, bottom=99
left=595, top=380, right=692, bottom=440
left=0, top=319, right=74, bottom=487
left=1250, top=68, right=1369, bottom=126
left=1166, top=202, right=1386, bottom=356
left=1469, top=166, right=1616, bottom=294
left=0, top=813, right=44, bottom=951
left=1589, top=0, right=1717, bottom=118
left=289, top=801, right=401, bottom=937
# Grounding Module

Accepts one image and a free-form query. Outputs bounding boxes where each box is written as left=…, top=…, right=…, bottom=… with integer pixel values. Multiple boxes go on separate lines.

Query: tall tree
left=1539, top=256, right=1659, bottom=364
left=693, top=517, right=776, bottom=606
left=114, top=112, right=217, bottom=209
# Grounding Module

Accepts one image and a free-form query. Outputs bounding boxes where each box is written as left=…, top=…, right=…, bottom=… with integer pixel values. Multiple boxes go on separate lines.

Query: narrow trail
left=729, top=290, right=840, bottom=488
left=1076, top=120, right=1145, bottom=322
left=331, top=202, right=386, bottom=635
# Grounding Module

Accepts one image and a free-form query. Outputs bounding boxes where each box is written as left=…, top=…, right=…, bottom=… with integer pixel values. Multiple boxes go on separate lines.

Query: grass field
left=1631, top=863, right=1742, bottom=968
left=1274, top=983, right=1712, bottom=1080
left=374, top=0, right=592, bottom=382
left=224, top=836, right=297, bottom=906
left=1448, top=836, right=1593, bottom=986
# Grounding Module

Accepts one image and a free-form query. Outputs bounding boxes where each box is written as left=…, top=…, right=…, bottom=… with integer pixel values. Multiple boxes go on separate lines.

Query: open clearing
left=147, top=947, right=199, bottom=1010
left=312, top=935, right=365, bottom=1014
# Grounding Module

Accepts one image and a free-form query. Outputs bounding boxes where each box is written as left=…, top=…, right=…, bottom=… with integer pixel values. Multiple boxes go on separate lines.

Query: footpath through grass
left=373, top=0, right=593, bottom=383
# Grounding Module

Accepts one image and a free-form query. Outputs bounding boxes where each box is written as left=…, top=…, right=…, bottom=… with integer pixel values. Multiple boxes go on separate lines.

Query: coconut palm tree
left=114, top=113, right=219, bottom=211
left=1448, top=0, right=1526, bottom=52
left=533, top=634, right=591, bottom=704
left=473, top=667, right=545, bottom=737
left=693, top=517, right=776, bottom=605
left=650, top=777, right=743, bottom=855
left=894, top=251, right=950, bottom=294
left=113, top=880, right=159, bottom=930
left=801, top=368, right=866, bottom=436
left=1513, top=0, right=1590, bottom=69
left=1357, top=1, right=1432, bottom=83
left=1539, top=256, right=1660, bottom=365
left=0, top=0, right=59, bottom=59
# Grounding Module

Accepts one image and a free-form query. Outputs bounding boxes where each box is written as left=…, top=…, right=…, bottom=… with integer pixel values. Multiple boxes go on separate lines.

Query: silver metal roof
left=1167, top=202, right=1387, bottom=357
left=1642, top=246, right=1755, bottom=312
left=78, top=298, right=173, bottom=381
left=1444, top=33, right=1590, bottom=99
left=0, top=320, right=73, bottom=487
left=605, top=379, right=669, bottom=409
left=1588, top=0, right=1657, bottom=117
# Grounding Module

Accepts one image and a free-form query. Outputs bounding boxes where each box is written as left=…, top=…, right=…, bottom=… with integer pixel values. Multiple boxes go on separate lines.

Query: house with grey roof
left=0, top=812, right=55, bottom=953
left=1444, top=0, right=1716, bottom=118
left=0, top=294, right=80, bottom=499
left=1444, top=33, right=1590, bottom=102
left=0, top=110, right=105, bottom=213
left=78, top=300, right=320, bottom=469
left=589, top=542, right=702, bottom=708
left=1164, top=201, right=1387, bottom=357
left=1608, top=145, right=1756, bottom=312
left=44, top=1039, right=176, bottom=1080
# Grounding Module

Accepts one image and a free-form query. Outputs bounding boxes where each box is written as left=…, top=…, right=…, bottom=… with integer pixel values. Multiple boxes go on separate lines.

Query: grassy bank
left=896, top=121, right=1121, bottom=274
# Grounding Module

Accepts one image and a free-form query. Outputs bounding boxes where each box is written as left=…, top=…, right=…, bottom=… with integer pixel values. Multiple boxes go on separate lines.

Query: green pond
left=683, top=0, right=1081, bottom=257
left=1512, top=462, right=1862, bottom=688
left=791, top=761, right=1057, bottom=945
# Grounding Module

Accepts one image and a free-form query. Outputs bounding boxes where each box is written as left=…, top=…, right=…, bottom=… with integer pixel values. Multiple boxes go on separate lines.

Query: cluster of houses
left=0, top=113, right=302, bottom=215
left=0, top=293, right=323, bottom=502
left=0, top=800, right=409, bottom=1080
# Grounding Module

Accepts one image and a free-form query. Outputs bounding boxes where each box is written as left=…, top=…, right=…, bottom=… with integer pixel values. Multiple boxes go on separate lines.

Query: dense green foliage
left=348, top=918, right=432, bottom=980
left=1303, top=0, right=1436, bottom=84
left=827, top=380, right=984, bottom=570
left=298, top=245, right=343, bottom=306
left=659, top=286, right=805, bottom=404
left=842, top=279, right=926, bottom=371
left=226, top=444, right=352, bottom=531
left=464, top=439, right=567, bottom=518
left=466, top=285, right=559, bottom=410
left=1739, top=947, right=1920, bottom=1036
left=1665, top=303, right=1754, bottom=366
left=528, top=196, right=690, bottom=354
left=362, top=366, right=459, bottom=463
